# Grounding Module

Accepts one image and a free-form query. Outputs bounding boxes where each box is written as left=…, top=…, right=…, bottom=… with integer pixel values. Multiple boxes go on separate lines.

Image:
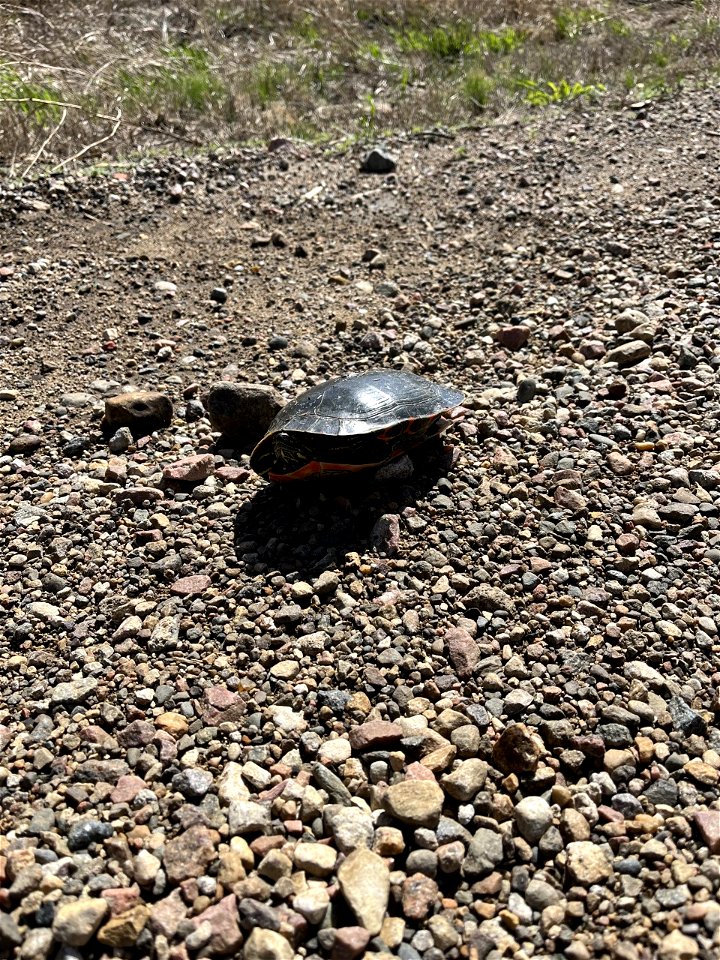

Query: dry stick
left=0, top=95, right=120, bottom=123
left=53, top=106, right=122, bottom=170
left=21, top=105, right=67, bottom=178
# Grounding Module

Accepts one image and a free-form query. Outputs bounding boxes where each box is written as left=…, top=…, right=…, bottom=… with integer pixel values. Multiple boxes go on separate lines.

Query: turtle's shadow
left=232, top=443, right=454, bottom=577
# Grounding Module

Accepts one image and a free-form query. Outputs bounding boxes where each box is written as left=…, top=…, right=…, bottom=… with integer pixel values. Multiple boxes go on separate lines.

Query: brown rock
left=694, top=810, right=720, bottom=853
left=444, top=627, right=479, bottom=678
left=149, top=889, right=188, bottom=938
left=616, top=533, right=639, bottom=555
left=492, top=724, right=543, bottom=774
left=156, top=712, right=189, bottom=737
left=401, top=873, right=439, bottom=920
left=117, top=720, right=155, bottom=748
left=560, top=808, right=592, bottom=843
left=348, top=720, right=403, bottom=751
left=384, top=780, right=444, bottom=827
left=554, top=487, right=587, bottom=512
left=191, top=894, right=243, bottom=955
left=104, top=391, right=173, bottom=436
left=565, top=841, right=614, bottom=885
left=163, top=825, right=219, bottom=883
left=337, top=848, right=390, bottom=935
left=110, top=775, right=147, bottom=804
left=496, top=325, right=530, bottom=350
left=163, top=453, right=215, bottom=484
left=205, top=382, right=283, bottom=442
left=604, top=339, right=652, bottom=367
left=170, top=575, right=212, bottom=597
left=332, top=926, right=371, bottom=960
left=607, top=451, right=634, bottom=476
left=97, top=905, right=150, bottom=947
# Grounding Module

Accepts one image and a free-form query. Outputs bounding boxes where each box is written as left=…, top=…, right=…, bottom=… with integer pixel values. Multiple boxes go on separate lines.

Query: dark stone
left=205, top=381, right=283, bottom=443
left=238, top=898, right=280, bottom=931
left=361, top=147, right=397, bottom=174
left=644, top=778, right=679, bottom=806
left=667, top=696, right=707, bottom=737
left=312, top=763, right=353, bottom=805
left=596, top=723, right=633, bottom=748
left=67, top=819, right=114, bottom=850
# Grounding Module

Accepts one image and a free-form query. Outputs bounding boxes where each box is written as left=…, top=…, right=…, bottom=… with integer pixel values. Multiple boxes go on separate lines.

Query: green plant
left=358, top=92, right=378, bottom=136
left=292, top=14, right=321, bottom=45
left=520, top=78, right=605, bottom=106
left=393, top=22, right=523, bottom=59
left=0, top=64, right=63, bottom=125
left=246, top=63, right=292, bottom=106
left=632, top=73, right=684, bottom=100
left=554, top=7, right=603, bottom=41
left=119, top=45, right=228, bottom=115
left=465, top=70, right=495, bottom=110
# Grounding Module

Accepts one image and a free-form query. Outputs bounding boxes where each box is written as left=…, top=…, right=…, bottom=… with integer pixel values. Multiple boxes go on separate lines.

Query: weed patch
left=520, top=77, right=606, bottom=106
left=0, top=0, right=719, bottom=171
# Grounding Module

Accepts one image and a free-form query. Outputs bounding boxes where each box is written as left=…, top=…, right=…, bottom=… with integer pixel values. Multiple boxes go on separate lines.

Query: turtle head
left=271, top=431, right=313, bottom=477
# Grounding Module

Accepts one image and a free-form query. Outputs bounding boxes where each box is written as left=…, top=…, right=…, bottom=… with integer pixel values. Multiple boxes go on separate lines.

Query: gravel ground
left=1, top=87, right=720, bottom=960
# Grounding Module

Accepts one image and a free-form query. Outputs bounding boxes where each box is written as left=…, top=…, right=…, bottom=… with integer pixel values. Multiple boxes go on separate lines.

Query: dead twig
left=22, top=104, right=67, bottom=178
left=53, top=105, right=122, bottom=169
left=0, top=95, right=120, bottom=123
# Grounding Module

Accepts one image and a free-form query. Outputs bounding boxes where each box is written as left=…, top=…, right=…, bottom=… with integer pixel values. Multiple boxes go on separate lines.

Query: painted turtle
left=250, top=369, right=464, bottom=482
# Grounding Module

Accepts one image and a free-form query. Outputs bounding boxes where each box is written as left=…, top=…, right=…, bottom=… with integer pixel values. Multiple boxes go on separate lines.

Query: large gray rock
left=461, top=828, right=504, bottom=878
left=205, top=381, right=283, bottom=442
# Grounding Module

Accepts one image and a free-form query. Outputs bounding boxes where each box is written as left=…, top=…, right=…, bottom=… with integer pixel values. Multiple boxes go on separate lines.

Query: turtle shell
left=250, top=369, right=463, bottom=481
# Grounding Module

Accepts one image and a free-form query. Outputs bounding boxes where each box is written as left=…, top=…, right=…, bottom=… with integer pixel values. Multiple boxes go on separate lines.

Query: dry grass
left=1, top=0, right=720, bottom=174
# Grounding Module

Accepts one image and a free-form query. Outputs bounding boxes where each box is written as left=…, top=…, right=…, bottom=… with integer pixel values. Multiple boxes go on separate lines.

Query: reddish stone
left=695, top=811, right=720, bottom=854
left=371, top=514, right=400, bottom=556
left=472, top=871, right=503, bottom=896
left=111, top=775, right=147, bottom=804
left=332, top=926, right=371, bottom=960
left=250, top=835, right=286, bottom=858
left=348, top=721, right=403, bottom=751
left=616, top=534, right=639, bottom=555
left=607, top=451, right=634, bottom=475
left=572, top=735, right=605, bottom=760
left=163, top=454, right=215, bottom=484
left=215, top=466, right=251, bottom=483
left=179, top=879, right=199, bottom=903
left=444, top=627, right=479, bottom=678
left=192, top=894, right=243, bottom=956
left=80, top=725, right=117, bottom=748
left=401, top=873, right=439, bottom=920
left=163, top=825, right=219, bottom=883
left=102, top=886, right=141, bottom=916
left=205, top=687, right=241, bottom=710
left=405, top=762, right=437, bottom=782
left=117, top=720, right=155, bottom=748
left=170, top=575, right=212, bottom=597
left=496, top=325, right=530, bottom=350
left=149, top=890, right=188, bottom=939
left=155, top=733, right=178, bottom=761
left=579, top=340, right=606, bottom=359
left=554, top=486, right=587, bottom=512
